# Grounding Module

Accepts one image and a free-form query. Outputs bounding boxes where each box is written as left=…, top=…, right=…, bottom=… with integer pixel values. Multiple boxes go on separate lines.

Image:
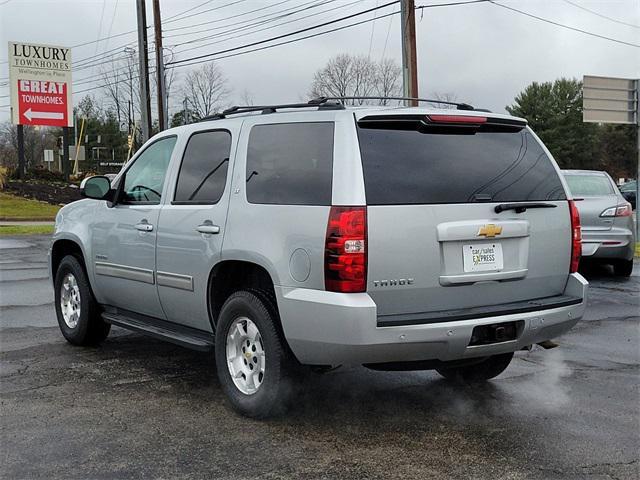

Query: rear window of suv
left=246, top=122, right=334, bottom=205
left=357, top=122, right=566, bottom=205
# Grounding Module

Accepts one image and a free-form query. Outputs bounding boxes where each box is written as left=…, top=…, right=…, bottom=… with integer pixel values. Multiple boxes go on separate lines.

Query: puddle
left=0, top=239, right=35, bottom=250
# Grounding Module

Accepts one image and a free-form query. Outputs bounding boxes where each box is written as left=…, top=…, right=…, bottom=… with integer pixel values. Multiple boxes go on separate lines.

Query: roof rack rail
left=313, top=96, right=476, bottom=111
left=198, top=98, right=344, bottom=122
left=196, top=96, right=479, bottom=123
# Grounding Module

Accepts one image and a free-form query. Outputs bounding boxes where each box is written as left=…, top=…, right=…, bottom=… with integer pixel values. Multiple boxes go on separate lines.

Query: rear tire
left=436, top=352, right=514, bottom=383
left=613, top=259, right=633, bottom=277
left=54, top=255, right=110, bottom=346
left=215, top=290, right=293, bottom=418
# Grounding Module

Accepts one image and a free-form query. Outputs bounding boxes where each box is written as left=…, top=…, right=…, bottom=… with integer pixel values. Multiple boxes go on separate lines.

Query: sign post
left=8, top=41, right=73, bottom=179
left=583, top=75, right=639, bottom=237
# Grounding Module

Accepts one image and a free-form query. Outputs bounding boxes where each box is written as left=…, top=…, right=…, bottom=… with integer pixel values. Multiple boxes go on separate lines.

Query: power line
left=381, top=9, right=394, bottom=58
left=162, top=0, right=247, bottom=25
left=94, top=0, right=108, bottom=57
left=71, top=3, right=333, bottom=77
left=90, top=0, right=108, bottom=80
left=1, top=1, right=347, bottom=88
left=103, top=0, right=121, bottom=52
left=415, top=0, right=489, bottom=9
left=168, top=0, right=400, bottom=66
left=163, top=0, right=294, bottom=34
left=2, top=0, right=499, bottom=104
left=0, top=0, right=242, bottom=65
left=488, top=0, right=640, bottom=48
left=368, top=0, right=380, bottom=58
left=168, top=8, right=402, bottom=70
left=162, top=0, right=215, bottom=22
left=561, top=0, right=640, bottom=30
left=167, top=0, right=328, bottom=43
left=1, top=1, right=324, bottom=82
left=68, top=2, right=376, bottom=88
left=49, top=5, right=402, bottom=98
left=168, top=0, right=360, bottom=55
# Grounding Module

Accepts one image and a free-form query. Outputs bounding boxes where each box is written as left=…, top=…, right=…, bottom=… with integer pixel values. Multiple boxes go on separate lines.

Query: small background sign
left=8, top=41, right=73, bottom=127
left=583, top=75, right=637, bottom=125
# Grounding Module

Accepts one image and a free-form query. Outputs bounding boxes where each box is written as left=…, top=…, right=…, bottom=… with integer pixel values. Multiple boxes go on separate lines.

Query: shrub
left=25, top=167, right=65, bottom=182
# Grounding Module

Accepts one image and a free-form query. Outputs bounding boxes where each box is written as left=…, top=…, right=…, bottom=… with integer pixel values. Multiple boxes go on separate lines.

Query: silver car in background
left=563, top=170, right=635, bottom=277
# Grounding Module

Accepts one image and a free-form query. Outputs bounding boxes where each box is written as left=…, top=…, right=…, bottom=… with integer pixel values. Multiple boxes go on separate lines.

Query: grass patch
left=0, top=225, right=54, bottom=236
left=0, top=192, right=60, bottom=220
left=635, top=243, right=640, bottom=258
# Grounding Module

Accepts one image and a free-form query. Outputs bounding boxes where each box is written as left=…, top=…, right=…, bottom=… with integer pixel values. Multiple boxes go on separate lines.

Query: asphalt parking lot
left=1, top=235, right=638, bottom=480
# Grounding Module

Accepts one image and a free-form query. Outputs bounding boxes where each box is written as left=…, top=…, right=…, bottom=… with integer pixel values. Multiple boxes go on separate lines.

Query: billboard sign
left=8, top=42, right=73, bottom=127
left=583, top=75, right=637, bottom=125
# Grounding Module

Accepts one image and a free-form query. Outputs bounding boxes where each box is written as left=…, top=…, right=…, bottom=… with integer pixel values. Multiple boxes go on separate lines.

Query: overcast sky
left=0, top=0, right=638, bottom=123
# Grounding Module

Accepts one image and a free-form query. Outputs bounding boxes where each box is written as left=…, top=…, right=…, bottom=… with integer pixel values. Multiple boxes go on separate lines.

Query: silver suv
left=49, top=99, right=588, bottom=417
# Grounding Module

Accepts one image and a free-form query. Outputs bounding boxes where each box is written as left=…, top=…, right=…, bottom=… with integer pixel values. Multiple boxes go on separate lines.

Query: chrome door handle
left=135, top=222, right=154, bottom=232
left=196, top=223, right=220, bottom=234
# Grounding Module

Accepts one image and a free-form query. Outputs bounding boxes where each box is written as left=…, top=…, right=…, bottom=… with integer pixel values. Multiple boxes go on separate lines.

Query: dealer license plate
left=463, top=243, right=503, bottom=272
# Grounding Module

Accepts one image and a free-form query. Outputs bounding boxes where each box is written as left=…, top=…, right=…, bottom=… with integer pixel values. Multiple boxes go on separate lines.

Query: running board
left=102, top=309, right=214, bottom=352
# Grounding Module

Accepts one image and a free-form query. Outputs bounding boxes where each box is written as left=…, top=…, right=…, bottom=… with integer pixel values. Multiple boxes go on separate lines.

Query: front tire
left=54, top=255, right=110, bottom=345
left=215, top=290, right=293, bottom=418
left=436, top=352, right=514, bottom=383
left=613, top=259, right=633, bottom=277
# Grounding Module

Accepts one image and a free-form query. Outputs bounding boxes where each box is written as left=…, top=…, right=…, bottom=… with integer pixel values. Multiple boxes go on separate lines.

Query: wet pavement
left=1, top=235, right=638, bottom=479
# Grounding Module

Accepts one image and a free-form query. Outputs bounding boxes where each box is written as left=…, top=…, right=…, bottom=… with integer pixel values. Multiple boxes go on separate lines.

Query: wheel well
left=51, top=240, right=85, bottom=281
left=208, top=261, right=278, bottom=329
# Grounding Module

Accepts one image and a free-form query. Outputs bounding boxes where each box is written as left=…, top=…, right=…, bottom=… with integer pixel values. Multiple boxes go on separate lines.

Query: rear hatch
left=355, top=111, right=574, bottom=325
left=563, top=172, right=617, bottom=232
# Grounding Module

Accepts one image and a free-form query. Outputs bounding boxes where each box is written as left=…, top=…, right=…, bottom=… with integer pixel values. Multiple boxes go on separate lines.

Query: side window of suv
left=174, top=130, right=231, bottom=204
left=246, top=122, right=334, bottom=205
left=122, top=136, right=177, bottom=204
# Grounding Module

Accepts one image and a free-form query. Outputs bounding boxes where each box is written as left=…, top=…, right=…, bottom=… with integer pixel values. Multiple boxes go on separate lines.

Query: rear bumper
left=276, top=273, right=588, bottom=366
left=581, top=226, right=635, bottom=261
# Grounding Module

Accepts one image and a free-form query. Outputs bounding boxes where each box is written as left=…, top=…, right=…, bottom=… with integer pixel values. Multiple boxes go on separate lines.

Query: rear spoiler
left=357, top=114, right=527, bottom=133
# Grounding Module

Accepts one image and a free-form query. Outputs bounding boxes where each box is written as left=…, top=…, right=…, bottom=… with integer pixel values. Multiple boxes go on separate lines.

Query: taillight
left=427, top=114, right=487, bottom=124
left=600, top=203, right=632, bottom=217
left=569, top=200, right=582, bottom=273
left=324, top=206, right=367, bottom=293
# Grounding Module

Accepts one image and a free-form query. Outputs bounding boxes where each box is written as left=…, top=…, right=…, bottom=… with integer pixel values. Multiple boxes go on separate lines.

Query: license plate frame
left=463, top=242, right=504, bottom=273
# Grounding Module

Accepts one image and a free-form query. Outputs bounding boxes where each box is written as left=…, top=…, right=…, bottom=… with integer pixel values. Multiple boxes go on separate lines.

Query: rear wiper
left=494, top=202, right=557, bottom=214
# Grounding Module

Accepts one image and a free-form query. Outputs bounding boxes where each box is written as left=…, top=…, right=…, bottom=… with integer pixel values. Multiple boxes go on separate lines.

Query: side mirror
left=81, top=176, right=113, bottom=201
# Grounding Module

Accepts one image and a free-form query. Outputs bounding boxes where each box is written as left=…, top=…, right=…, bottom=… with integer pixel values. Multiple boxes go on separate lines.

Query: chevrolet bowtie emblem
left=478, top=224, right=503, bottom=238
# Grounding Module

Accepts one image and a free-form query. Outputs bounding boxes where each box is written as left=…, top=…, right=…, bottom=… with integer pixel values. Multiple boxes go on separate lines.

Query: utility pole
left=136, top=0, right=152, bottom=141
left=183, top=97, right=190, bottom=125
left=400, top=0, right=418, bottom=106
left=152, top=0, right=167, bottom=131
left=62, top=127, right=70, bottom=181
left=636, top=78, right=640, bottom=239
left=16, top=125, right=25, bottom=179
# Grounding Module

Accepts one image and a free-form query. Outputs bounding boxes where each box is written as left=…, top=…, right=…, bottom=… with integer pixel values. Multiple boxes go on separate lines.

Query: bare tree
left=309, top=54, right=402, bottom=105
left=430, top=92, right=460, bottom=109
left=309, top=54, right=354, bottom=101
left=351, top=56, right=378, bottom=103
left=100, top=51, right=141, bottom=130
left=376, top=58, right=402, bottom=105
left=240, top=88, right=255, bottom=106
left=0, top=122, right=55, bottom=170
left=183, top=62, right=230, bottom=118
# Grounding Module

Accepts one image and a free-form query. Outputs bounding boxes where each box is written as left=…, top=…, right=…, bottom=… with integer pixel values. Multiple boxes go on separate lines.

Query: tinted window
left=620, top=181, right=636, bottom=192
left=122, top=136, right=176, bottom=204
left=174, top=130, right=231, bottom=203
left=357, top=126, right=567, bottom=205
left=564, top=174, right=614, bottom=196
left=246, top=122, right=334, bottom=205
